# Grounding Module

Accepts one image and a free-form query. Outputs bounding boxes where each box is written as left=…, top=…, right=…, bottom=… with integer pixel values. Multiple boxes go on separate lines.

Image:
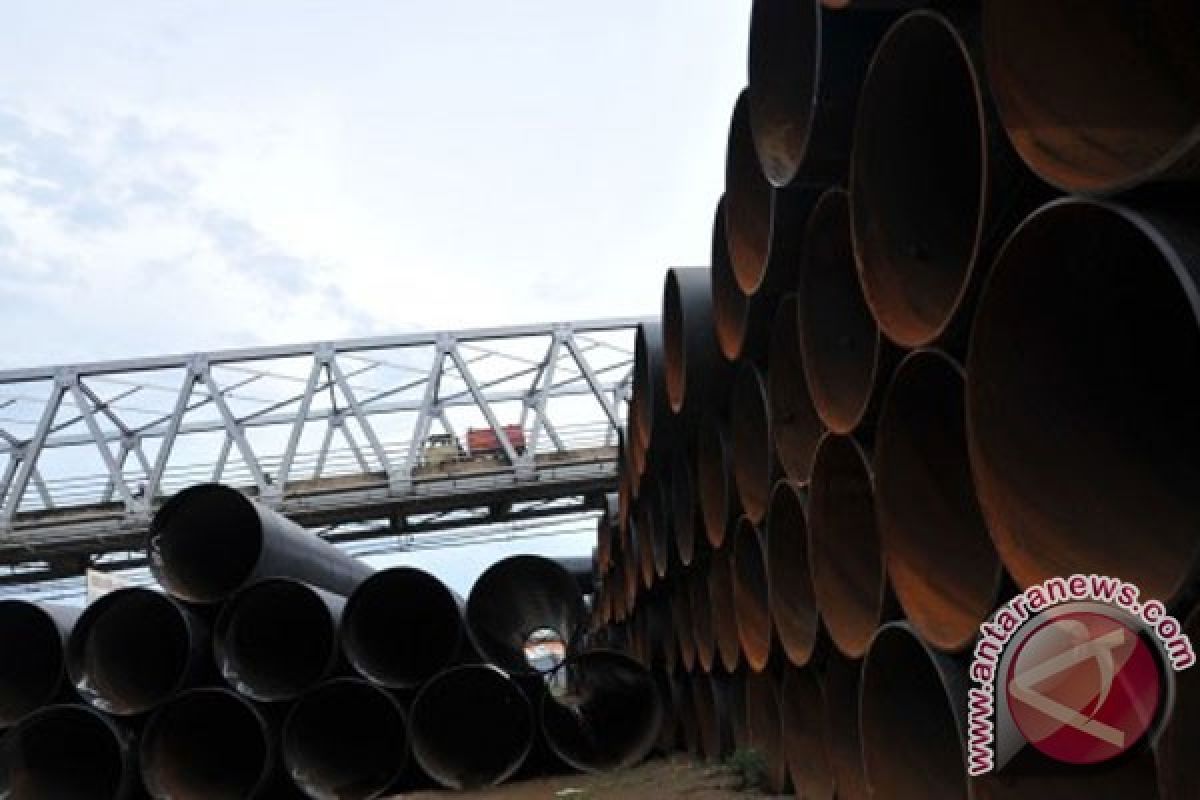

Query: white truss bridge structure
left=0, top=318, right=641, bottom=582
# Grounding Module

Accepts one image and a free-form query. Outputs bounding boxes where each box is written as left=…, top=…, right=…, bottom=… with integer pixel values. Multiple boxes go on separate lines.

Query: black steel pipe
left=709, top=545, right=741, bottom=673
left=671, top=576, right=697, bottom=674
left=695, top=412, right=739, bottom=549
left=670, top=441, right=700, bottom=568
left=851, top=10, right=1038, bottom=351
left=982, top=0, right=1200, bottom=195
left=967, top=198, right=1200, bottom=605
left=732, top=516, right=772, bottom=672
left=282, top=678, right=408, bottom=800
left=0, top=600, right=79, bottom=727
left=749, top=0, right=895, bottom=187
left=800, top=187, right=898, bottom=434
left=214, top=578, right=343, bottom=703
left=631, top=320, right=672, bottom=464
left=876, top=350, right=1001, bottom=653
left=691, top=672, right=733, bottom=763
left=0, top=704, right=139, bottom=799
left=725, top=89, right=773, bottom=296
left=141, top=687, right=276, bottom=799
left=690, top=567, right=716, bottom=673
left=767, top=480, right=819, bottom=666
left=782, top=665, right=834, bottom=800
left=860, top=622, right=969, bottom=800
left=711, top=195, right=752, bottom=364
left=825, top=650, right=868, bottom=800
left=808, top=433, right=887, bottom=659
left=768, top=294, right=825, bottom=485
left=409, top=664, right=534, bottom=790
left=541, top=650, right=662, bottom=773
left=342, top=566, right=468, bottom=690
left=730, top=361, right=773, bottom=527
left=148, top=483, right=372, bottom=605
left=466, top=554, right=586, bottom=675
left=743, top=670, right=788, bottom=794
left=663, top=267, right=730, bottom=417
left=67, top=587, right=210, bottom=716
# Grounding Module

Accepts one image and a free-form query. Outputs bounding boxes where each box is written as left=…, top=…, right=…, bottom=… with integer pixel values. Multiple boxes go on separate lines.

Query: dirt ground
left=392, top=755, right=773, bottom=799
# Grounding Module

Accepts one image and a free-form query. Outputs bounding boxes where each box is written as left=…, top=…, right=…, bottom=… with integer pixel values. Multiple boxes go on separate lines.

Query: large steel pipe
left=214, top=578, right=343, bottom=703
left=876, top=350, right=1000, bottom=653
left=691, top=672, right=733, bottom=763
left=730, top=361, right=772, bottom=526
left=690, top=567, right=716, bottom=673
left=709, top=545, right=741, bottom=673
left=800, top=187, right=897, bottom=434
left=631, top=321, right=672, bottom=468
left=282, top=679, right=408, bottom=800
left=67, top=587, right=209, bottom=716
left=767, top=480, right=820, bottom=666
left=732, top=517, right=772, bottom=672
left=782, top=665, right=834, bottom=800
left=670, top=442, right=700, bottom=567
left=633, top=497, right=656, bottom=591
left=663, top=267, right=730, bottom=417
left=808, top=434, right=886, bottom=658
left=0, top=600, right=79, bottom=727
left=966, top=199, right=1200, bottom=604
left=983, top=1, right=1200, bottom=195
left=768, top=294, right=825, bottom=484
left=696, top=414, right=738, bottom=549
left=851, top=10, right=1035, bottom=351
left=743, top=670, right=788, bottom=794
left=711, top=195, right=753, bottom=363
left=862, top=622, right=969, bottom=800
left=671, top=577, right=697, bottom=674
left=825, top=651, right=868, bottom=800
left=409, top=664, right=534, bottom=790
left=466, top=555, right=586, bottom=675
left=141, top=687, right=276, bottom=799
left=749, top=0, right=895, bottom=187
left=0, top=704, right=138, bottom=799
left=725, top=89, right=773, bottom=295
left=541, top=650, right=662, bottom=773
left=148, top=483, right=372, bottom=605
left=342, top=566, right=468, bottom=690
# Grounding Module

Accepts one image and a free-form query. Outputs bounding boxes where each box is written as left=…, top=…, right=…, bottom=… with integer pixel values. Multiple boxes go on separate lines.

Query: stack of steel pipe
left=593, top=2, right=1200, bottom=797
left=0, top=483, right=660, bottom=798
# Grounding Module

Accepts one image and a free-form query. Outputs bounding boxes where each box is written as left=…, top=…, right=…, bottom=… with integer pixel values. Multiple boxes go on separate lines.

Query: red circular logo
left=1005, top=611, right=1162, bottom=765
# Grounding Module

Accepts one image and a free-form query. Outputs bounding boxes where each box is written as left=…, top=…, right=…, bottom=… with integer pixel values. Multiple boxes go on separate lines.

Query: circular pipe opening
left=690, top=569, right=716, bottom=673
left=672, top=579, right=697, bottom=673
left=743, top=671, right=787, bottom=793
left=983, top=0, right=1200, bottom=194
left=824, top=652, right=869, bottom=800
left=861, top=623, right=967, bottom=800
left=712, top=196, right=752, bottom=362
left=709, top=547, right=741, bottom=673
left=808, top=434, right=884, bottom=659
left=966, top=199, right=1200, bottom=601
left=466, top=555, right=586, bottom=676
left=748, top=0, right=820, bottom=187
left=141, top=688, right=272, bottom=799
left=1, top=705, right=129, bottom=799
left=768, top=295, right=825, bottom=484
left=541, top=651, right=661, bottom=773
left=876, top=350, right=999, bottom=652
left=671, top=443, right=698, bottom=567
left=0, top=602, right=69, bottom=727
left=283, top=679, right=408, bottom=800
left=696, top=416, right=736, bottom=549
left=851, top=11, right=985, bottom=348
left=767, top=480, right=819, bottom=666
left=67, top=588, right=196, bottom=716
left=725, top=89, right=774, bottom=295
left=215, top=579, right=340, bottom=702
left=343, top=567, right=464, bottom=689
left=148, top=483, right=263, bottom=604
left=730, top=362, right=772, bottom=526
left=801, top=188, right=886, bottom=433
left=782, top=665, right=834, bottom=800
left=409, top=665, right=534, bottom=790
left=732, top=517, right=772, bottom=672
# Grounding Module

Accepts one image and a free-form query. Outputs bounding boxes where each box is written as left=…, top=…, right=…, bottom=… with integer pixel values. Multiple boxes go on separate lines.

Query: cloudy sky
left=0, top=1, right=748, bottom=367
left=0, top=2, right=748, bottom=597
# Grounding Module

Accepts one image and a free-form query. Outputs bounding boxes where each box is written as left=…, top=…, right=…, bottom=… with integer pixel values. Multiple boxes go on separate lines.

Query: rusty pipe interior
left=732, top=517, right=772, bottom=672
left=768, top=294, right=825, bottom=485
left=766, top=480, right=820, bottom=666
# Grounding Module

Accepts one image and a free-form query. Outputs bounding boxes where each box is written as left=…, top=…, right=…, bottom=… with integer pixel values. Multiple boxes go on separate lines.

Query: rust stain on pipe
left=730, top=362, right=773, bottom=526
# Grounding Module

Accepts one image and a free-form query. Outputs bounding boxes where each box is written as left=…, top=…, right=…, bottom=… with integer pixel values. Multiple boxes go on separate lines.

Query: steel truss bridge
left=0, top=318, right=642, bottom=583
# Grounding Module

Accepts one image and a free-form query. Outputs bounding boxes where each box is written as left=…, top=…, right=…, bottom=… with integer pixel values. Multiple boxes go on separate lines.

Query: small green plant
left=725, top=747, right=768, bottom=791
